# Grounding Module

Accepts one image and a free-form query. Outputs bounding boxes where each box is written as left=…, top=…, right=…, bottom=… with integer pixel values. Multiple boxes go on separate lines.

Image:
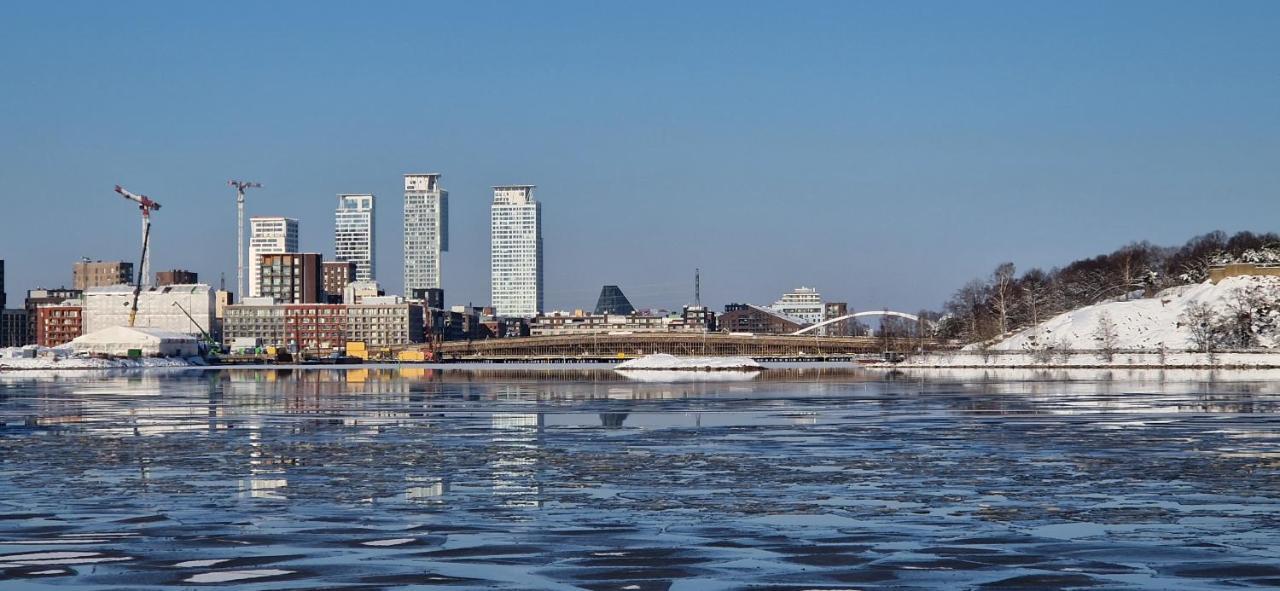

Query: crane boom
left=113, top=184, right=161, bottom=327
left=114, top=185, right=162, bottom=212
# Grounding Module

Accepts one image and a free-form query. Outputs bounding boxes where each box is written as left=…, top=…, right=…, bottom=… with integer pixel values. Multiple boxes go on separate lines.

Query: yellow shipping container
left=397, top=350, right=426, bottom=362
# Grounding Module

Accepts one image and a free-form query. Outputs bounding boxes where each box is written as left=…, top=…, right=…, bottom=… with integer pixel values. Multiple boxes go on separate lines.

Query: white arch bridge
left=790, top=310, right=933, bottom=336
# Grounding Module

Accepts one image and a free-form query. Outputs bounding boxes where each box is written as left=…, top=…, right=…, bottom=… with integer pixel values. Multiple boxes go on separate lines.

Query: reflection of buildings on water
left=238, top=477, right=288, bottom=499
left=599, top=412, right=629, bottom=428
left=490, top=412, right=544, bottom=509
left=406, top=476, right=447, bottom=504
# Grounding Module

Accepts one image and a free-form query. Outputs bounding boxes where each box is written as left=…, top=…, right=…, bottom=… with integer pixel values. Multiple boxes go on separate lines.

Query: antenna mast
left=695, top=268, right=701, bottom=306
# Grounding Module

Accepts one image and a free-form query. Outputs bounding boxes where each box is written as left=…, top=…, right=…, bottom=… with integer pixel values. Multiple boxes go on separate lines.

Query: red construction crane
left=113, top=185, right=162, bottom=327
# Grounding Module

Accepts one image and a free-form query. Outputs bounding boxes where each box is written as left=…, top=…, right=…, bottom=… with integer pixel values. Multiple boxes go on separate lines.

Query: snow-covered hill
left=989, top=275, right=1280, bottom=352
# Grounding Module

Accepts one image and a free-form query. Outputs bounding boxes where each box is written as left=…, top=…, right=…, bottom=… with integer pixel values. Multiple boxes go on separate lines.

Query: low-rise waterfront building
left=223, top=301, right=426, bottom=352
left=36, top=302, right=83, bottom=347
left=719, top=303, right=807, bottom=334
left=530, top=306, right=715, bottom=336
left=83, top=284, right=216, bottom=336
left=770, top=286, right=824, bottom=325
left=25, top=287, right=83, bottom=345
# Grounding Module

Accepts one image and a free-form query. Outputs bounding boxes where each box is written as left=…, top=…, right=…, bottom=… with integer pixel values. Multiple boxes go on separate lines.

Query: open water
left=0, top=365, right=1278, bottom=589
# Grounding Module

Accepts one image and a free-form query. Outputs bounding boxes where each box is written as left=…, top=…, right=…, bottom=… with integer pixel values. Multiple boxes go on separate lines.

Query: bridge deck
left=413, top=333, right=939, bottom=359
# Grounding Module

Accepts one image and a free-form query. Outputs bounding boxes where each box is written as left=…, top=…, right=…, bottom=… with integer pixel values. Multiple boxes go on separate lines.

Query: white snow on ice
left=0, top=345, right=199, bottom=370
left=361, top=538, right=416, bottom=547
left=173, top=558, right=231, bottom=568
left=615, top=354, right=762, bottom=370
left=183, top=569, right=294, bottom=583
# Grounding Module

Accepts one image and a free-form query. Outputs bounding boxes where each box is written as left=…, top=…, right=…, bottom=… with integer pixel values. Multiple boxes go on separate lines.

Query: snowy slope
left=991, top=275, right=1280, bottom=352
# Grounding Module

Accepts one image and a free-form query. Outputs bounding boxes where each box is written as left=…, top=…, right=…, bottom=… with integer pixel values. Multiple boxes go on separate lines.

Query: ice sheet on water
left=183, top=569, right=294, bottom=583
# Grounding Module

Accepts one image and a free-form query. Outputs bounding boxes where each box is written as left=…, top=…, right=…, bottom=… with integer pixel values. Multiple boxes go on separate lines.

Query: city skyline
left=3, top=3, right=1279, bottom=314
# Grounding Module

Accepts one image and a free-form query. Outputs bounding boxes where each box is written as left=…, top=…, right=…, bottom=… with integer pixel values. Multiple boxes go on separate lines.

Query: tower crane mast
left=228, top=180, right=262, bottom=301
left=113, top=185, right=162, bottom=327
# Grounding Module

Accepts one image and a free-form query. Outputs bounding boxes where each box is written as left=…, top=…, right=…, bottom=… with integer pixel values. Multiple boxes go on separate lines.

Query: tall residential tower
left=490, top=185, right=543, bottom=317
left=248, top=217, right=298, bottom=298
left=403, top=174, right=448, bottom=296
left=335, top=194, right=375, bottom=282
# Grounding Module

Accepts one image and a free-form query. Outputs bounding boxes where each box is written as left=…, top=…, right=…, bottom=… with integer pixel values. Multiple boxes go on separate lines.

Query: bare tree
left=991, top=262, right=1016, bottom=336
left=1180, top=301, right=1222, bottom=353
left=1093, top=311, right=1119, bottom=361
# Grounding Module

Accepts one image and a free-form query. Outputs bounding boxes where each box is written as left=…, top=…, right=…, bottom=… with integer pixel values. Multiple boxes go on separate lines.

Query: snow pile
left=990, top=275, right=1280, bottom=352
left=0, top=345, right=198, bottom=370
left=615, top=369, right=762, bottom=382
left=615, top=354, right=763, bottom=370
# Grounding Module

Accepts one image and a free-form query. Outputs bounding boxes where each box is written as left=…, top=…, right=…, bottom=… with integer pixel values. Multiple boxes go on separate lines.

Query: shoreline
left=882, top=351, right=1280, bottom=370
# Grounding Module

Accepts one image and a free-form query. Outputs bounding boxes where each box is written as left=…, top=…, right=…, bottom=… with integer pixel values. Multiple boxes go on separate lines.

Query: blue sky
left=2, top=1, right=1278, bottom=313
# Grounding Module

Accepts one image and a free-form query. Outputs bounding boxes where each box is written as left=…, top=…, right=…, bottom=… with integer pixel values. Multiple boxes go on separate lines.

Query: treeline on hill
left=937, top=230, right=1280, bottom=344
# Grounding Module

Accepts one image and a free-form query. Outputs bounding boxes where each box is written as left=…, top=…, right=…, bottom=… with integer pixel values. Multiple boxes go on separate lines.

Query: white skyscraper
left=490, top=185, right=543, bottom=317
left=335, top=194, right=375, bottom=282
left=248, top=217, right=298, bottom=298
left=403, top=174, right=448, bottom=295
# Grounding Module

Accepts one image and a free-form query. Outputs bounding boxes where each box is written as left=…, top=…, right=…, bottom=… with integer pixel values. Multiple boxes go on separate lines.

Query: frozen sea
left=1, top=365, right=1278, bottom=590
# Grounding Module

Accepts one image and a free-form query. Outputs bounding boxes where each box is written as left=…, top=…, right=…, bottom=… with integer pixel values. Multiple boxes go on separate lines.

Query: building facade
left=36, top=303, right=83, bottom=347
left=248, top=217, right=299, bottom=298
left=25, top=288, right=83, bottom=345
left=1, top=309, right=28, bottom=347
left=73, top=260, right=134, bottom=291
left=770, top=286, right=824, bottom=325
left=223, top=302, right=425, bottom=352
left=0, top=259, right=5, bottom=345
left=335, top=194, right=375, bottom=282
left=719, top=303, right=807, bottom=334
left=404, top=173, right=448, bottom=294
left=156, top=269, right=199, bottom=286
left=258, top=253, right=324, bottom=304
left=491, top=185, right=543, bottom=317
left=83, top=284, right=216, bottom=336
left=530, top=306, right=713, bottom=336
left=322, top=261, right=356, bottom=303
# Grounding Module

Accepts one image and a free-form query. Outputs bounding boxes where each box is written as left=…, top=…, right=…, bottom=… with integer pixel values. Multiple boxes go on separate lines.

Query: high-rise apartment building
left=403, top=174, right=448, bottom=294
left=248, top=217, right=298, bottom=298
left=490, top=185, right=543, bottom=317
left=73, top=260, right=134, bottom=291
left=335, top=194, right=375, bottom=282
left=258, top=253, right=324, bottom=304
left=323, top=261, right=357, bottom=303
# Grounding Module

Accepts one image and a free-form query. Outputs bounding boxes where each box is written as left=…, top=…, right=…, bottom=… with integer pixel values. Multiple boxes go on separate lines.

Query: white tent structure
left=70, top=326, right=199, bottom=358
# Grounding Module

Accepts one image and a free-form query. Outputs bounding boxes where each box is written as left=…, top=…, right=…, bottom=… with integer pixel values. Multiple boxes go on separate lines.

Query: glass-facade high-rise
left=403, top=174, right=448, bottom=296
left=490, top=185, right=542, bottom=317
left=335, top=194, right=375, bottom=282
left=248, top=217, right=299, bottom=298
